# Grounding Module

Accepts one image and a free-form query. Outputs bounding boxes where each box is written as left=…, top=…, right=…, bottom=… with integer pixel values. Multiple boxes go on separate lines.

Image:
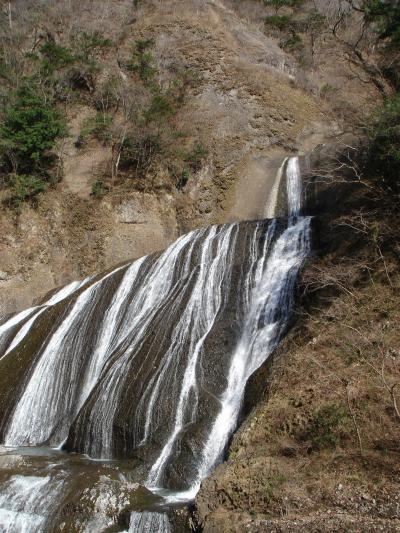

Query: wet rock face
left=0, top=219, right=285, bottom=492
left=0, top=268, right=128, bottom=443
left=65, top=220, right=280, bottom=489
left=0, top=303, right=70, bottom=439
left=0, top=447, right=160, bottom=532
left=56, top=477, right=158, bottom=531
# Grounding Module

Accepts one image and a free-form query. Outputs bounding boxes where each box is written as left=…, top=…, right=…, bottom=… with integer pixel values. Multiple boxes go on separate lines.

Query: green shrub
left=144, top=94, right=173, bottom=123
left=320, top=83, right=338, bottom=98
left=39, top=41, right=76, bottom=75
left=8, top=174, right=47, bottom=207
left=168, top=69, right=199, bottom=105
left=264, top=15, right=292, bottom=31
left=80, top=112, right=113, bottom=143
left=302, top=404, right=348, bottom=450
left=363, top=2, right=400, bottom=88
left=93, top=77, right=121, bottom=113
left=303, top=11, right=326, bottom=33
left=176, top=167, right=190, bottom=189
left=119, top=133, right=162, bottom=173
left=75, top=31, right=113, bottom=61
left=365, top=0, right=400, bottom=47
left=91, top=179, right=107, bottom=198
left=264, top=470, right=286, bottom=503
left=185, top=142, right=208, bottom=171
left=281, top=32, right=304, bottom=52
left=127, top=39, right=156, bottom=83
left=0, top=59, right=11, bottom=81
left=0, top=84, right=67, bottom=174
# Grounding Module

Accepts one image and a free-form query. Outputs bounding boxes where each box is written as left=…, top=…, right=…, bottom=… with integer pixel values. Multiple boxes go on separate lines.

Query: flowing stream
left=0, top=157, right=310, bottom=532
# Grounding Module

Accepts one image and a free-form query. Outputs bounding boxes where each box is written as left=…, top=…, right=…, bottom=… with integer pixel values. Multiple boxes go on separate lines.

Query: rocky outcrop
left=0, top=0, right=356, bottom=318
left=0, top=449, right=160, bottom=532
left=0, top=191, right=177, bottom=319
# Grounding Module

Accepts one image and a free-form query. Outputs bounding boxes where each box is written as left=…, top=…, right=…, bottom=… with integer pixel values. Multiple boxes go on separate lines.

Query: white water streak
left=286, top=156, right=302, bottom=217
left=77, top=259, right=145, bottom=410
left=0, top=475, right=63, bottom=533
left=5, top=267, right=124, bottom=446
left=128, top=511, right=171, bottom=533
left=146, top=224, right=237, bottom=486
left=3, top=280, right=87, bottom=358
left=0, top=308, right=38, bottom=340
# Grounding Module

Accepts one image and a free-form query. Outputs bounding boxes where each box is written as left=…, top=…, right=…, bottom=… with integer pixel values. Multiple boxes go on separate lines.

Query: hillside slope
left=0, top=0, right=378, bottom=317
left=197, top=198, right=400, bottom=531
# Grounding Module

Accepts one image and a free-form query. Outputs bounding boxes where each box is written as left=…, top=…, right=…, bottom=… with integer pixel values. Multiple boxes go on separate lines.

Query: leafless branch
left=346, top=383, right=363, bottom=456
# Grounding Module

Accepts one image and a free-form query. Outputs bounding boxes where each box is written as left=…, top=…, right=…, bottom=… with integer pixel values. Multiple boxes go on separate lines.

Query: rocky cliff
left=0, top=0, right=379, bottom=317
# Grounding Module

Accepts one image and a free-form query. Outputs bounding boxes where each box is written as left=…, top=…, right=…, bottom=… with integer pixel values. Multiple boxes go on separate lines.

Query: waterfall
left=145, top=224, right=238, bottom=486
left=66, top=225, right=240, bottom=459
left=77, top=259, right=146, bottom=410
left=0, top=307, right=40, bottom=357
left=0, top=307, right=38, bottom=341
left=5, top=266, right=125, bottom=446
left=191, top=156, right=309, bottom=489
left=286, top=156, right=302, bottom=217
left=0, top=155, right=310, bottom=530
left=193, top=216, right=310, bottom=492
left=264, top=157, right=287, bottom=219
left=0, top=475, right=64, bottom=532
left=127, top=512, right=171, bottom=532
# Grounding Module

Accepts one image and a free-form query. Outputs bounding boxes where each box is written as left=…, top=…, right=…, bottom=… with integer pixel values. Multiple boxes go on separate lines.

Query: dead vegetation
left=197, top=135, right=400, bottom=531
left=197, top=259, right=400, bottom=530
left=0, top=0, right=210, bottom=204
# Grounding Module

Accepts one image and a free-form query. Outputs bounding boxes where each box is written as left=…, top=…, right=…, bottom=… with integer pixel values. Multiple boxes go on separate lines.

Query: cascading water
left=0, top=475, right=64, bottom=532
left=0, top=278, right=89, bottom=359
left=194, top=217, right=310, bottom=492
left=69, top=224, right=240, bottom=460
left=0, top=156, right=310, bottom=531
left=286, top=155, right=302, bottom=217
left=4, top=266, right=125, bottom=446
left=159, top=155, right=309, bottom=497
left=3, top=279, right=93, bottom=359
left=127, top=512, right=171, bottom=533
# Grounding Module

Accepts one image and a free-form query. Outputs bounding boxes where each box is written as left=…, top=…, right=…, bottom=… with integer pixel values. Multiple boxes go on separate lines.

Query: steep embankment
left=0, top=0, right=340, bottom=317
left=190, top=5, right=400, bottom=527
left=196, top=164, right=400, bottom=531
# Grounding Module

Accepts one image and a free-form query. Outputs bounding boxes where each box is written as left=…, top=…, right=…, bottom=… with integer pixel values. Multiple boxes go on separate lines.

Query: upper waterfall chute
left=264, top=157, right=287, bottom=219
left=286, top=156, right=302, bottom=217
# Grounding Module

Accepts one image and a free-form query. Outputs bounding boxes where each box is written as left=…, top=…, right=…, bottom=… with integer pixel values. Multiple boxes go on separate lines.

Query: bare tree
left=320, top=0, right=389, bottom=95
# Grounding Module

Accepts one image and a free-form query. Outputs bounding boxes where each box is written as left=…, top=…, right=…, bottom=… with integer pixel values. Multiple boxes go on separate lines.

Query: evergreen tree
left=0, top=84, right=66, bottom=174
